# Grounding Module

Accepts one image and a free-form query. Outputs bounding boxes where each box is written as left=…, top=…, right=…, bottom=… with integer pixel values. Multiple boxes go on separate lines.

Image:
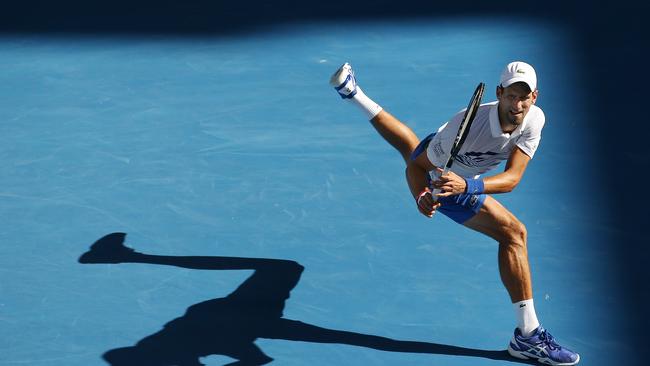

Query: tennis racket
left=431, top=82, right=485, bottom=199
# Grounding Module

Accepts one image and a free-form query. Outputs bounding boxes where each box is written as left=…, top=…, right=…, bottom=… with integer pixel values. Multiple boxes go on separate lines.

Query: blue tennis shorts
left=411, top=133, right=487, bottom=224
left=436, top=192, right=486, bottom=224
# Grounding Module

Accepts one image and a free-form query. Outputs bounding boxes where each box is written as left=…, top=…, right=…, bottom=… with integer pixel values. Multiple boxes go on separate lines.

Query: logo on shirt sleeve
left=432, top=140, right=445, bottom=158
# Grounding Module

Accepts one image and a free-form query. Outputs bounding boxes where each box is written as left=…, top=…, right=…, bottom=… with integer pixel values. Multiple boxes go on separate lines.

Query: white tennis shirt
left=426, top=101, right=545, bottom=179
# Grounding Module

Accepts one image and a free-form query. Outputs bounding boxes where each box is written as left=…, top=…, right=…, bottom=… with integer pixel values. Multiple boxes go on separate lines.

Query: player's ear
left=496, top=85, right=503, bottom=98
left=531, top=89, right=539, bottom=104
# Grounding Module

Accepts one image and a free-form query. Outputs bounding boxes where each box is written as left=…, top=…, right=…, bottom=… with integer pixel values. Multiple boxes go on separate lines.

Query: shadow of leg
left=81, top=233, right=303, bottom=365
left=81, top=233, right=536, bottom=365
left=260, top=318, right=537, bottom=363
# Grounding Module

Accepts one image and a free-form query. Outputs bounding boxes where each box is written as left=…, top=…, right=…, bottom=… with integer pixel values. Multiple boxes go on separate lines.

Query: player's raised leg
left=330, top=62, right=420, bottom=164
left=463, top=196, right=579, bottom=366
left=370, top=111, right=421, bottom=164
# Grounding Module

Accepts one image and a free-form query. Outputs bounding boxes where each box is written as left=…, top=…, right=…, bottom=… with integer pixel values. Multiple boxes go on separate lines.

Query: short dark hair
left=499, top=81, right=532, bottom=93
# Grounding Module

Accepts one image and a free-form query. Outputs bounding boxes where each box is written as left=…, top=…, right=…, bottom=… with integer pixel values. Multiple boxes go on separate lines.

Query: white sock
left=348, top=86, right=383, bottom=120
left=513, top=299, right=540, bottom=337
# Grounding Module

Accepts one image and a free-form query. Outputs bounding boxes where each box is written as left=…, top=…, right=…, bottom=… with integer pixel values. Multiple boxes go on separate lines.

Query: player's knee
left=498, top=218, right=526, bottom=248
left=507, top=219, right=527, bottom=248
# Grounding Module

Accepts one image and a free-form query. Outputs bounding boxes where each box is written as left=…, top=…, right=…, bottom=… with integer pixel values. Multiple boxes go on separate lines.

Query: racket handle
left=430, top=166, right=449, bottom=202
left=431, top=188, right=441, bottom=202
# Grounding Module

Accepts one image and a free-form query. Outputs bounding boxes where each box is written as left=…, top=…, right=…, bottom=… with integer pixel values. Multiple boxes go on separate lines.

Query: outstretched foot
left=330, top=62, right=358, bottom=99
left=507, top=326, right=580, bottom=365
left=78, top=232, right=136, bottom=264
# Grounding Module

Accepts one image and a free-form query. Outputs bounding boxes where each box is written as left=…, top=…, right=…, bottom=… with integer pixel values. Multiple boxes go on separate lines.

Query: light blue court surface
left=0, top=20, right=632, bottom=365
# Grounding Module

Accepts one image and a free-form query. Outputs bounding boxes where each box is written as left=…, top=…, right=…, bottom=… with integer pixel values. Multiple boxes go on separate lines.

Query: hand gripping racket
left=431, top=82, right=485, bottom=199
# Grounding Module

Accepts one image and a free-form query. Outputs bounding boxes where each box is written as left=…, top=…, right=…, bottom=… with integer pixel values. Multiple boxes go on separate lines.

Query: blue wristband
left=464, top=178, right=484, bottom=195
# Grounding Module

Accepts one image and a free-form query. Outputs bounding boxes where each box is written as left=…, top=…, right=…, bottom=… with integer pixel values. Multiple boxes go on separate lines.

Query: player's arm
left=481, top=146, right=531, bottom=193
left=434, top=147, right=531, bottom=196
left=406, top=152, right=441, bottom=217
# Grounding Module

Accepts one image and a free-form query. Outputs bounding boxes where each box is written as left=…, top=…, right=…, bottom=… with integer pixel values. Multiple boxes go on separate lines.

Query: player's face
left=496, top=82, right=538, bottom=127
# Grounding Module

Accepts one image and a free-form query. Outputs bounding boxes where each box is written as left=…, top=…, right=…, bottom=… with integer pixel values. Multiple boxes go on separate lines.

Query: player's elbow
left=502, top=184, right=516, bottom=193
left=504, top=177, right=522, bottom=193
left=498, top=174, right=521, bottom=193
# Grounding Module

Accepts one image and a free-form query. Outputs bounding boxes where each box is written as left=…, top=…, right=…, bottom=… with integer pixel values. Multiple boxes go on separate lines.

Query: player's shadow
left=79, top=232, right=537, bottom=366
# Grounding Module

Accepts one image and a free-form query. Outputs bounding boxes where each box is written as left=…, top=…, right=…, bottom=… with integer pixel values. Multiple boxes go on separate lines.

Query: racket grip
left=430, top=167, right=449, bottom=202
left=430, top=188, right=441, bottom=202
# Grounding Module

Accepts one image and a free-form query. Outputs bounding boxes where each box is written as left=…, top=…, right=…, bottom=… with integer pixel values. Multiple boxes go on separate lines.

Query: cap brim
left=501, top=77, right=536, bottom=91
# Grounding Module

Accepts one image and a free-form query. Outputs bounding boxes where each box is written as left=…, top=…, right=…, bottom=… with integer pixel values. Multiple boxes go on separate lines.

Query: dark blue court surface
left=0, top=20, right=636, bottom=365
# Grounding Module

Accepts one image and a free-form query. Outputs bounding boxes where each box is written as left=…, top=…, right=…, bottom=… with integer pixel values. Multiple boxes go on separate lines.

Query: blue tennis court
left=0, top=19, right=635, bottom=365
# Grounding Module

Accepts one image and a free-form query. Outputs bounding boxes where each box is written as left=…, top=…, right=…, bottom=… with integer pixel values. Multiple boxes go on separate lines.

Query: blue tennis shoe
left=507, top=326, right=580, bottom=365
left=330, top=62, right=358, bottom=99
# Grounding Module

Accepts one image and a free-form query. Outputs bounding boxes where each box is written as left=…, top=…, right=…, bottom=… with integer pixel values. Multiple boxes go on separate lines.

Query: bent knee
left=500, top=219, right=527, bottom=247
left=510, top=220, right=527, bottom=246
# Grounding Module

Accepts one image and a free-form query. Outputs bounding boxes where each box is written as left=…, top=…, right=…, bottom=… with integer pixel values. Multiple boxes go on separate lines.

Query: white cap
left=499, top=61, right=537, bottom=91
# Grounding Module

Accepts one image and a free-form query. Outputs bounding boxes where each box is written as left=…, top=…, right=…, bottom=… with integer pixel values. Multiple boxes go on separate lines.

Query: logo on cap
left=500, top=61, right=537, bottom=91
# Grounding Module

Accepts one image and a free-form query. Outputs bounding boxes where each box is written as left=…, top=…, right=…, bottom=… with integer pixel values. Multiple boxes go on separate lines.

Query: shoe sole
left=329, top=63, right=351, bottom=87
left=508, top=344, right=580, bottom=365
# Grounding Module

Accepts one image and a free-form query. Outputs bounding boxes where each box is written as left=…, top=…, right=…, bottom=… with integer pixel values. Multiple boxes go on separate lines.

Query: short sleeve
left=516, top=107, right=545, bottom=158
left=426, top=112, right=463, bottom=168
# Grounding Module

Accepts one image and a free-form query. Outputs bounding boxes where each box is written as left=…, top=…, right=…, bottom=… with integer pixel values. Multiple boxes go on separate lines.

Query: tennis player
left=330, top=61, right=579, bottom=365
